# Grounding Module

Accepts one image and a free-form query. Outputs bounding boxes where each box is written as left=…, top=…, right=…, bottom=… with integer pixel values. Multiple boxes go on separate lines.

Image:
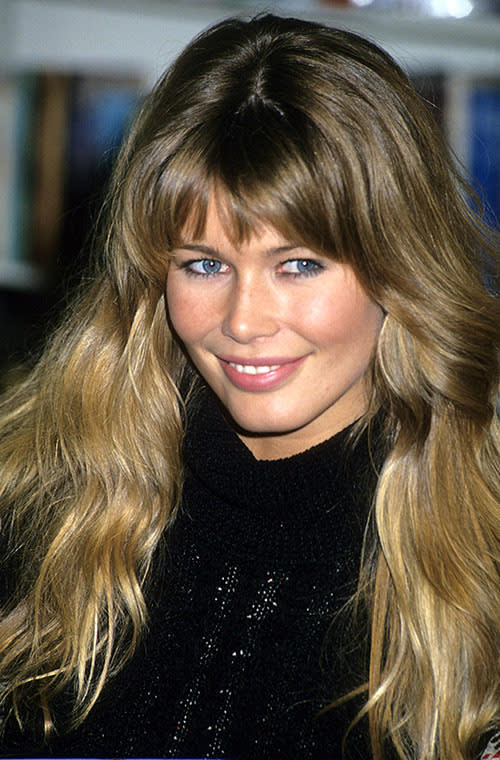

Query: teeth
left=230, top=363, right=280, bottom=375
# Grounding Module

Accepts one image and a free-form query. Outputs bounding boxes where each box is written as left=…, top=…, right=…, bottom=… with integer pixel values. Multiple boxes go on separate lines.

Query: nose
left=222, top=275, right=280, bottom=343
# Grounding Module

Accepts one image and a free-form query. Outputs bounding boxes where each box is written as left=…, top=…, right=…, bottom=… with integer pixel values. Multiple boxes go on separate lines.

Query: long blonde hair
left=0, top=14, right=498, bottom=757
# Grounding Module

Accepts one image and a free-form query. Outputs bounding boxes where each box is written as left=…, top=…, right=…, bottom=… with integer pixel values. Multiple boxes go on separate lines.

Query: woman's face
left=166, top=201, right=383, bottom=459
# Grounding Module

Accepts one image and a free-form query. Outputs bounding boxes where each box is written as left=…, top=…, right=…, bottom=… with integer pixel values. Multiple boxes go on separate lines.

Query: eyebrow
left=174, top=243, right=303, bottom=258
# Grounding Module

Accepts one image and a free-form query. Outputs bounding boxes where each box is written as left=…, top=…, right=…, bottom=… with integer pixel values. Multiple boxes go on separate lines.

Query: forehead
left=179, top=192, right=291, bottom=250
left=180, top=222, right=308, bottom=268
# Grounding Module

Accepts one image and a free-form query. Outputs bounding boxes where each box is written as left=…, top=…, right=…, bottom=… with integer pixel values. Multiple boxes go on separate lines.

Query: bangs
left=143, top=102, right=353, bottom=260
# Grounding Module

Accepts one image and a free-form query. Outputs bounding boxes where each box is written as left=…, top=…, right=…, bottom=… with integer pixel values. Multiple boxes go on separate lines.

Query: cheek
left=165, top=278, right=202, bottom=345
left=304, top=290, right=383, bottom=349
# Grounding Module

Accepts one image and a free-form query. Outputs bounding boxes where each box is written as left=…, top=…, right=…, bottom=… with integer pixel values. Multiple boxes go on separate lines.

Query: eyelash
left=179, top=258, right=325, bottom=279
left=180, top=259, right=228, bottom=278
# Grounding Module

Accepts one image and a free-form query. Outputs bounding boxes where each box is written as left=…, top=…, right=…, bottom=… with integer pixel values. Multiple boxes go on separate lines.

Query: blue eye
left=296, top=260, right=317, bottom=273
left=183, top=258, right=229, bottom=276
left=195, top=259, right=222, bottom=274
left=280, top=259, right=323, bottom=276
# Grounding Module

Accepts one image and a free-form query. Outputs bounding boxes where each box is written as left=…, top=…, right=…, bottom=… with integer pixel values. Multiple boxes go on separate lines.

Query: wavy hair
left=0, top=13, right=498, bottom=758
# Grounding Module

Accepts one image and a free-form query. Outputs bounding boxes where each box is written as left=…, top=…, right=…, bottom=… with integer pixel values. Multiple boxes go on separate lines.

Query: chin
left=225, top=408, right=304, bottom=437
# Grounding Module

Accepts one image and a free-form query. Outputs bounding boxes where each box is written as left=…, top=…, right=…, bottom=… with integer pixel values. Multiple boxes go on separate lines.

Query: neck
left=237, top=414, right=362, bottom=461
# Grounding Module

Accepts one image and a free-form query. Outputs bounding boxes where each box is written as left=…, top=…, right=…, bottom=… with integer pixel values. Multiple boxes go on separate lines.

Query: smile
left=218, top=355, right=308, bottom=391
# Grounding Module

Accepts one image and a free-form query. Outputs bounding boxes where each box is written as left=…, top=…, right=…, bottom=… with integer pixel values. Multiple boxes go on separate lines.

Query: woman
left=0, top=13, right=498, bottom=760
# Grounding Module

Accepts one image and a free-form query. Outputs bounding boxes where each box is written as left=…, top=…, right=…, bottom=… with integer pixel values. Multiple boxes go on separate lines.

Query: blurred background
left=0, top=0, right=499, bottom=385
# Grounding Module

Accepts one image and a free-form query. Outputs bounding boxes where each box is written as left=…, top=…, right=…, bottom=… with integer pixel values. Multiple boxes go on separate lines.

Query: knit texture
left=3, top=389, right=378, bottom=758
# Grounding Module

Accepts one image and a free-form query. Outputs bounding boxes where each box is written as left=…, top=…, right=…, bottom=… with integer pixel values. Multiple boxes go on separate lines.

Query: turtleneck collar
left=183, top=387, right=378, bottom=521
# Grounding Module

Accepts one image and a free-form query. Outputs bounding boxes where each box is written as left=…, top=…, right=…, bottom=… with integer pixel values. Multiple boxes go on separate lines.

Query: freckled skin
left=166, top=204, right=383, bottom=460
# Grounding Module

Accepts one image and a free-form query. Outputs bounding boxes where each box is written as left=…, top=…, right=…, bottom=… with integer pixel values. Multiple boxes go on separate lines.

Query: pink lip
left=217, top=355, right=308, bottom=391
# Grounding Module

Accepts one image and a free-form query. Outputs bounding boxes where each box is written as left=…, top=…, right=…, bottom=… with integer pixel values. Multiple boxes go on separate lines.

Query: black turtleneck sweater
left=3, top=391, right=378, bottom=758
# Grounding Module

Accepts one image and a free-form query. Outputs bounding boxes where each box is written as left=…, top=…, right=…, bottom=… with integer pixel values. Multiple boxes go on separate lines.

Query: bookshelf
left=0, top=0, right=499, bottom=369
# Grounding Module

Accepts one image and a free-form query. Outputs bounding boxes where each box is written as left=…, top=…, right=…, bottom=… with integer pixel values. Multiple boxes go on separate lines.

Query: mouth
left=227, top=362, right=281, bottom=375
left=217, top=355, right=308, bottom=391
